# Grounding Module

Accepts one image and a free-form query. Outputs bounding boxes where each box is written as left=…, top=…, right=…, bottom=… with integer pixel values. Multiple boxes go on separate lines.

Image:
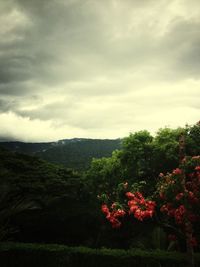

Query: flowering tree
left=100, top=155, right=200, bottom=266
left=157, top=156, right=200, bottom=266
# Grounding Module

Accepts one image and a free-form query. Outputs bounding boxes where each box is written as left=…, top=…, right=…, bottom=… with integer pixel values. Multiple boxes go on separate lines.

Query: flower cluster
left=101, top=203, right=126, bottom=228
left=174, top=205, right=186, bottom=225
left=160, top=203, right=188, bottom=225
left=100, top=155, right=200, bottom=250
left=126, top=191, right=156, bottom=221
left=158, top=156, right=200, bottom=247
left=101, top=190, right=155, bottom=227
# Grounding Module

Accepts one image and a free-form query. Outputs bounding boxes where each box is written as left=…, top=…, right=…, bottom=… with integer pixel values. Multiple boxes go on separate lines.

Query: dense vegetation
left=86, top=123, right=200, bottom=197
left=0, top=147, right=99, bottom=245
left=0, top=122, right=199, bottom=260
left=0, top=138, right=121, bottom=170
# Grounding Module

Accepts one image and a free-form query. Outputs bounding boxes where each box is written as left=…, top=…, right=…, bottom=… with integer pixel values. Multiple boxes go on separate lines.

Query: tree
left=185, top=121, right=200, bottom=156
left=100, top=155, right=200, bottom=267
left=85, top=150, right=123, bottom=196
left=157, top=156, right=200, bottom=266
left=120, top=130, right=154, bottom=183
left=152, top=127, right=184, bottom=174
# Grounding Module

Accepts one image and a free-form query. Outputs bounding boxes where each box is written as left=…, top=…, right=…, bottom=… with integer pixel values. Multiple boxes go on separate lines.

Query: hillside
left=0, top=147, right=99, bottom=245
left=0, top=138, right=122, bottom=170
left=0, top=147, right=79, bottom=201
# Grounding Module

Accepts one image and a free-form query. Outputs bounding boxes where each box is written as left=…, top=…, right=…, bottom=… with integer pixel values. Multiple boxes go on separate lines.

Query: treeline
left=86, top=123, right=200, bottom=197
left=0, top=139, right=121, bottom=170
left=0, top=122, right=199, bottom=250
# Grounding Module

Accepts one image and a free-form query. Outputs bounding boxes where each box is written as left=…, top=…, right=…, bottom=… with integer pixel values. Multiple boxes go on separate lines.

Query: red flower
left=129, top=205, right=139, bottom=213
left=109, top=216, right=121, bottom=228
left=173, top=168, right=182, bottom=175
left=126, top=192, right=135, bottom=199
left=174, top=205, right=186, bottom=225
left=168, top=209, right=175, bottom=217
left=127, top=192, right=155, bottom=221
left=195, top=166, right=200, bottom=171
left=176, top=193, right=184, bottom=201
left=111, top=202, right=117, bottom=209
left=135, top=192, right=143, bottom=199
left=159, top=192, right=165, bottom=200
left=146, top=210, right=153, bottom=217
left=114, top=209, right=126, bottom=217
left=146, top=200, right=156, bottom=209
left=101, top=204, right=109, bottom=214
left=188, top=191, right=199, bottom=204
left=178, top=205, right=186, bottom=215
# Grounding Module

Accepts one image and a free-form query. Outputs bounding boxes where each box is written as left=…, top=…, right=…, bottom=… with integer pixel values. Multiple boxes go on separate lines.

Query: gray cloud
left=0, top=0, right=200, bottom=141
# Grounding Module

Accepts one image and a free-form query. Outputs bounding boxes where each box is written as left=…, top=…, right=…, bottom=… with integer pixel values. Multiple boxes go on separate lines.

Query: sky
left=0, top=0, right=200, bottom=142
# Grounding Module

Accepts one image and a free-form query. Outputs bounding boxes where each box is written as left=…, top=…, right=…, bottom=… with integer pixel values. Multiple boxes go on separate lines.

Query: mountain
left=0, top=138, right=122, bottom=170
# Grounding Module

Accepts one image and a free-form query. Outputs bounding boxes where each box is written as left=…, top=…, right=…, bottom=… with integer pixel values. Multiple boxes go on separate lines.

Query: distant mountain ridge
left=0, top=138, right=122, bottom=170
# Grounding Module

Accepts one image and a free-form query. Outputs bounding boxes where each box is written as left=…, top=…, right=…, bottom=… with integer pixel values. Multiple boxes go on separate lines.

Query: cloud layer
left=0, top=0, right=200, bottom=141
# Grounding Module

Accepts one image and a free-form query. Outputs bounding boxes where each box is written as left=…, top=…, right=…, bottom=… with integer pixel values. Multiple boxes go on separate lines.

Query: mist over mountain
left=0, top=138, right=121, bottom=170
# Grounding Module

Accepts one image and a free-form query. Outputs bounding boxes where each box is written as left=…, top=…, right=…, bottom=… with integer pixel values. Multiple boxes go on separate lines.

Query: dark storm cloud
left=1, top=0, right=200, bottom=89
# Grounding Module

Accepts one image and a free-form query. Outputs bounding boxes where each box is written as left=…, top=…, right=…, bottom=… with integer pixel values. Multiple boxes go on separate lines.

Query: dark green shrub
left=0, top=242, right=200, bottom=267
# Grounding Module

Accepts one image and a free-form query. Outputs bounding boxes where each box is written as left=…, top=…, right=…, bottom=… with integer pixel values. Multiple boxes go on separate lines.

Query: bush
left=0, top=242, right=200, bottom=267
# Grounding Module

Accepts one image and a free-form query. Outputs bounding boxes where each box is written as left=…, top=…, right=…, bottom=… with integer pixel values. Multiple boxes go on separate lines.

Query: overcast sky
left=0, top=0, right=200, bottom=142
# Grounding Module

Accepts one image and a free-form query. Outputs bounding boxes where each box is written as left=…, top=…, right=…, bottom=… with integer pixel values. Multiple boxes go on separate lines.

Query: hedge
left=0, top=242, right=200, bottom=267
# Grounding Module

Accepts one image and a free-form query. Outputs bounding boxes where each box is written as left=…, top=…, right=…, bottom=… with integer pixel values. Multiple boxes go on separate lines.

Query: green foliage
left=152, top=127, right=184, bottom=174
left=186, top=122, right=200, bottom=156
left=85, top=150, right=123, bottom=195
left=0, top=147, right=90, bottom=242
left=87, top=123, right=200, bottom=198
left=0, top=139, right=121, bottom=171
left=120, top=130, right=154, bottom=182
left=0, top=147, right=80, bottom=203
left=1, top=242, right=200, bottom=267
